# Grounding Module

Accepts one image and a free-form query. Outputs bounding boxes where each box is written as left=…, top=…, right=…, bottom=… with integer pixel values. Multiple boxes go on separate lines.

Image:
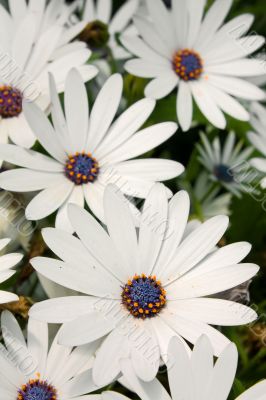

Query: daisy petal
left=0, top=169, right=66, bottom=192
left=65, top=69, right=89, bottom=152
left=29, top=297, right=95, bottom=323
left=26, top=180, right=73, bottom=220
left=190, top=81, right=226, bottom=129
left=0, top=144, right=63, bottom=171
left=88, top=74, right=123, bottom=152
left=177, top=81, right=193, bottom=131
left=144, top=72, right=178, bottom=100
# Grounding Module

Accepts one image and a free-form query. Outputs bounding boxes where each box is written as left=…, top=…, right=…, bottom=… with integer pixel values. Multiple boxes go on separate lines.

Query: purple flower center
left=65, top=152, right=99, bottom=185
left=17, top=378, right=57, bottom=400
left=0, top=85, right=22, bottom=118
left=122, top=274, right=166, bottom=319
left=173, top=49, right=203, bottom=81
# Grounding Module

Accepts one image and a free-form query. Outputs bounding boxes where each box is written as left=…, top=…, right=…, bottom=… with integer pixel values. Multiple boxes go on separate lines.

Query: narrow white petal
left=177, top=81, right=193, bottom=131
left=26, top=180, right=74, bottom=220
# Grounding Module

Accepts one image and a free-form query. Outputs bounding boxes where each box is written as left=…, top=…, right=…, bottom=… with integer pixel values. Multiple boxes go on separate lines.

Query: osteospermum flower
left=0, top=310, right=128, bottom=400
left=197, top=132, right=254, bottom=197
left=0, top=238, right=22, bottom=304
left=80, top=0, right=139, bottom=59
left=191, top=172, right=232, bottom=219
left=0, top=69, right=183, bottom=231
left=122, top=0, right=266, bottom=131
left=120, top=335, right=266, bottom=400
left=29, top=184, right=258, bottom=386
left=248, top=102, right=266, bottom=188
left=0, top=0, right=98, bottom=149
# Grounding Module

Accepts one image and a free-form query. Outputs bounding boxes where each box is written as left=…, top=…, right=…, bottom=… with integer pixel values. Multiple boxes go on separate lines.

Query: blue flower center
left=17, top=378, right=57, bottom=400
left=65, top=152, right=99, bottom=185
left=214, top=164, right=234, bottom=183
left=173, top=49, right=203, bottom=81
left=122, top=275, right=166, bottom=319
left=0, top=85, right=22, bottom=118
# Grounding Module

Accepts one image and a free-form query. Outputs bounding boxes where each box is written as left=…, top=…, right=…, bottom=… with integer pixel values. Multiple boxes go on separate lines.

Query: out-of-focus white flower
left=248, top=102, right=266, bottom=188
left=197, top=132, right=254, bottom=197
left=0, top=238, right=22, bottom=304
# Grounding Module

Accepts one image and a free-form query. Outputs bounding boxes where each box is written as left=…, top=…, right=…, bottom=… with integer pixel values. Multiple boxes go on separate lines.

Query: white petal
left=190, top=81, right=226, bottom=129
left=12, top=13, right=36, bottom=69
left=101, top=122, right=177, bottom=164
left=144, top=72, right=178, bottom=100
left=133, top=16, right=172, bottom=58
left=0, top=169, right=66, bottom=192
left=191, top=335, right=214, bottom=400
left=208, top=75, right=266, bottom=100
left=236, top=380, right=266, bottom=400
left=109, top=0, right=139, bottom=33
left=32, top=252, right=120, bottom=299
left=68, top=204, right=127, bottom=282
left=93, top=328, right=130, bottom=386
left=104, top=185, right=138, bottom=276
left=206, top=59, right=266, bottom=77
left=27, top=318, right=48, bottom=377
left=87, top=74, right=123, bottom=152
left=177, top=81, right=193, bottom=132
left=120, top=358, right=171, bottom=400
left=206, top=342, right=238, bottom=400
left=169, top=298, right=257, bottom=325
left=64, top=69, right=89, bottom=153
left=155, top=191, right=190, bottom=276
left=0, top=291, right=18, bottom=304
left=167, top=335, right=194, bottom=399
left=163, top=215, right=229, bottom=282
left=124, top=59, right=172, bottom=78
left=55, top=185, right=84, bottom=233
left=203, top=83, right=250, bottom=122
left=146, top=0, right=176, bottom=51
left=0, top=144, right=63, bottom=171
left=58, top=311, right=118, bottom=346
left=162, top=311, right=231, bottom=356
left=120, top=35, right=169, bottom=63
left=26, top=180, right=73, bottom=220
left=7, top=114, right=36, bottom=149
left=29, top=297, right=95, bottom=323
left=195, top=0, right=233, bottom=51
left=96, top=0, right=112, bottom=23
left=23, top=101, right=67, bottom=163
left=138, top=184, right=168, bottom=275
left=167, top=263, right=259, bottom=299
left=96, top=98, right=155, bottom=159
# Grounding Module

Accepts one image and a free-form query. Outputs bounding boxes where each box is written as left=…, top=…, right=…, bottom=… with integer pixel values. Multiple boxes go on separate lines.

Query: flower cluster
left=0, top=1, right=265, bottom=400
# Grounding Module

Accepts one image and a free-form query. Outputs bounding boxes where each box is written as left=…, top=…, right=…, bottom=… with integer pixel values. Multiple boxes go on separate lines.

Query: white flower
left=192, top=172, right=232, bottom=219
left=120, top=335, right=266, bottom=400
left=0, top=310, right=128, bottom=400
left=197, top=132, right=254, bottom=197
left=0, top=0, right=98, bottom=149
left=0, top=69, right=183, bottom=231
left=122, top=0, right=266, bottom=131
left=0, top=238, right=22, bottom=304
left=81, top=0, right=139, bottom=59
left=0, top=191, right=33, bottom=252
left=248, top=102, right=266, bottom=188
left=29, top=184, right=258, bottom=386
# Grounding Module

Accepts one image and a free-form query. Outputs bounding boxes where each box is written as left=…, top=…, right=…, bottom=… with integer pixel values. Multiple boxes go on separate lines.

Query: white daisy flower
left=120, top=335, right=266, bottom=400
left=0, top=0, right=98, bottom=149
left=0, top=310, right=127, bottom=400
left=192, top=172, right=232, bottom=219
left=80, top=0, right=139, bottom=59
left=121, top=0, right=266, bottom=131
left=29, top=184, right=258, bottom=386
left=0, top=238, right=22, bottom=304
left=248, top=102, right=266, bottom=189
left=0, top=69, right=183, bottom=231
left=197, top=132, right=254, bottom=197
